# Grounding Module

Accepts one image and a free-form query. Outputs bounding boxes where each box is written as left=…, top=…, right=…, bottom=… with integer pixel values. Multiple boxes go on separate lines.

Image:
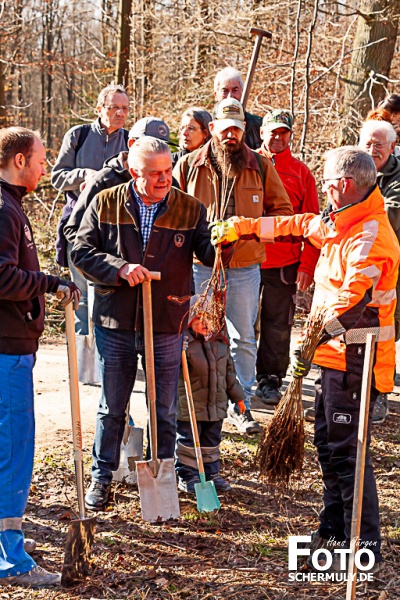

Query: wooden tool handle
left=345, top=333, right=376, bottom=600
left=249, top=27, right=272, bottom=39
left=65, top=302, right=86, bottom=519
left=148, top=271, right=161, bottom=281
left=142, top=279, right=158, bottom=471
left=241, top=27, right=272, bottom=111
left=181, top=346, right=205, bottom=476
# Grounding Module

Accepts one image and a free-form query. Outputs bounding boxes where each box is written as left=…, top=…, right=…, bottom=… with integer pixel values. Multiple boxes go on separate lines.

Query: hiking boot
left=372, top=394, right=389, bottom=425
left=304, top=406, right=315, bottom=422
left=207, top=473, right=231, bottom=492
left=23, top=538, right=36, bottom=554
left=329, top=552, right=382, bottom=575
left=259, top=375, right=282, bottom=405
left=227, top=408, right=262, bottom=434
left=0, top=566, right=61, bottom=588
left=305, top=531, right=344, bottom=570
left=84, top=480, right=111, bottom=511
left=178, top=475, right=200, bottom=494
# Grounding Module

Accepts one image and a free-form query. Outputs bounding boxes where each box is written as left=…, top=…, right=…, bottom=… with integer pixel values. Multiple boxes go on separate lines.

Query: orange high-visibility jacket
left=259, top=185, right=400, bottom=392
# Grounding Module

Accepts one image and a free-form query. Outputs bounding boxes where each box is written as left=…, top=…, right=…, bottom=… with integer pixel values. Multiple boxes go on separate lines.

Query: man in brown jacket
left=173, top=98, right=293, bottom=433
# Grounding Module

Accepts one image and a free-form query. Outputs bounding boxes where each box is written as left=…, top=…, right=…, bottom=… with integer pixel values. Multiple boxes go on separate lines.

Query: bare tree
left=116, top=0, right=132, bottom=87
left=340, top=0, right=399, bottom=144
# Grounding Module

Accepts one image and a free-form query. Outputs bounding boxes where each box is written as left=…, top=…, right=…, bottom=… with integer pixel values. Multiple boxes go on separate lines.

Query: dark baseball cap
left=129, top=117, right=170, bottom=141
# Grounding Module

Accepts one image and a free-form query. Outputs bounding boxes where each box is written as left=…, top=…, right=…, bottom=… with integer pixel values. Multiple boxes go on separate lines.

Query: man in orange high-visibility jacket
left=211, top=147, right=400, bottom=572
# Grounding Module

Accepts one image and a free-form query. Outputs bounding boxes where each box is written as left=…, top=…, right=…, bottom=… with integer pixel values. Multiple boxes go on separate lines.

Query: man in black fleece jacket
left=0, top=127, right=79, bottom=589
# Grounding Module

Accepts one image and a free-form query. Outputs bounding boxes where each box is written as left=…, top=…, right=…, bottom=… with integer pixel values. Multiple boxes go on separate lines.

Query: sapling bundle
left=190, top=164, right=236, bottom=337
left=255, top=310, right=327, bottom=486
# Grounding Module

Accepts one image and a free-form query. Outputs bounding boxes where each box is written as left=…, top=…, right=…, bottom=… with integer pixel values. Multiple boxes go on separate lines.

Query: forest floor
left=2, top=330, right=399, bottom=600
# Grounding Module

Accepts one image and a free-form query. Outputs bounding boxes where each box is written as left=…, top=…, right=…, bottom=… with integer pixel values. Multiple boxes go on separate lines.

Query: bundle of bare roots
left=190, top=246, right=227, bottom=338
left=191, top=167, right=236, bottom=337
left=255, top=310, right=327, bottom=486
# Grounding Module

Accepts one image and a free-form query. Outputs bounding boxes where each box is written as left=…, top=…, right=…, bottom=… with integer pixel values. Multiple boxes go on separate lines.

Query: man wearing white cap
left=174, top=98, right=293, bottom=433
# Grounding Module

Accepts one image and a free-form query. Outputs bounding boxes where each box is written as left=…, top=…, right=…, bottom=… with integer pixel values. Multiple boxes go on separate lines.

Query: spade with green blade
left=181, top=338, right=220, bottom=512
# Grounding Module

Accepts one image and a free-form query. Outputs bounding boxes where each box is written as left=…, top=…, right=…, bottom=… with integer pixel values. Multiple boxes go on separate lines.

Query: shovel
left=112, top=402, right=143, bottom=485
left=75, top=323, right=100, bottom=384
left=181, top=339, right=220, bottom=512
left=136, top=273, right=180, bottom=523
left=75, top=284, right=100, bottom=384
left=61, top=301, right=96, bottom=586
left=346, top=333, right=376, bottom=600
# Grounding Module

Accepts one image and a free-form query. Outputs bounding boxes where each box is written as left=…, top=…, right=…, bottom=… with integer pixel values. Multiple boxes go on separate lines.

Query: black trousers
left=256, top=263, right=298, bottom=382
left=314, top=367, right=382, bottom=561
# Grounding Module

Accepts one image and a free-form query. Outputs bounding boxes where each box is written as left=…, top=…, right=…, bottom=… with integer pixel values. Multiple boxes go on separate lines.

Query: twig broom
left=255, top=310, right=327, bottom=486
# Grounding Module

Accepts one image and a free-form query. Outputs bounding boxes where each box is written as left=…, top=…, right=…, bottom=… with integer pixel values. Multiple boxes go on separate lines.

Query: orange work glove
left=236, top=400, right=246, bottom=414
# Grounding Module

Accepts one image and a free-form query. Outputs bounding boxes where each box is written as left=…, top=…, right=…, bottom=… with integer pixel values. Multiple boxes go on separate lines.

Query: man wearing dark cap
left=174, top=98, right=293, bottom=434
left=254, top=109, right=320, bottom=405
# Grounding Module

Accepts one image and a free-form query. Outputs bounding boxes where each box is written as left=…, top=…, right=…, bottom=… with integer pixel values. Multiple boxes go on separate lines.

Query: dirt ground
left=3, top=331, right=400, bottom=599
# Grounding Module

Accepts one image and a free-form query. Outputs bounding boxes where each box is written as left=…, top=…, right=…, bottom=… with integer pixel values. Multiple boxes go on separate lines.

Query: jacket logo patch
left=174, top=234, right=185, bottom=247
left=167, top=295, right=190, bottom=305
left=24, top=224, right=32, bottom=242
left=252, top=195, right=259, bottom=203
left=24, top=224, right=34, bottom=249
left=333, top=412, right=351, bottom=424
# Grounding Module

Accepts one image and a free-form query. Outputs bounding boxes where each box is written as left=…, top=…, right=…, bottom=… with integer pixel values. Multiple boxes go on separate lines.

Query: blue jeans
left=92, top=325, right=182, bottom=483
left=193, top=263, right=260, bottom=409
left=0, top=354, right=36, bottom=577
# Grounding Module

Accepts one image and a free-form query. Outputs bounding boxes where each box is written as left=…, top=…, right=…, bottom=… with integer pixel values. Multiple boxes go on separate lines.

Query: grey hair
left=214, top=67, right=244, bottom=92
left=359, top=119, right=397, bottom=144
left=97, top=84, right=128, bottom=107
left=128, top=136, right=171, bottom=172
left=181, top=107, right=212, bottom=138
left=324, top=146, right=377, bottom=188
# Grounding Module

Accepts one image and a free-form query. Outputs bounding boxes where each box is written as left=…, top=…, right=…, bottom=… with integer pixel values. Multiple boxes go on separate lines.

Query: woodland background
left=1, top=0, right=399, bottom=176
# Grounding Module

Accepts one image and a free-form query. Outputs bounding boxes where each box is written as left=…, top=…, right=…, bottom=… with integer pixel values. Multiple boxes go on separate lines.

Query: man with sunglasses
left=359, top=119, right=400, bottom=423
left=211, top=146, right=400, bottom=575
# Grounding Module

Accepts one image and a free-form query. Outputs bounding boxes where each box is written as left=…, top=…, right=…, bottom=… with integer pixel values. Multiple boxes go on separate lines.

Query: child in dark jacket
left=176, top=299, right=245, bottom=493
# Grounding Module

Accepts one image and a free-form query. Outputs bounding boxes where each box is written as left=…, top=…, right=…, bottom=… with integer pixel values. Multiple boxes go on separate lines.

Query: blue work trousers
left=0, top=354, right=36, bottom=578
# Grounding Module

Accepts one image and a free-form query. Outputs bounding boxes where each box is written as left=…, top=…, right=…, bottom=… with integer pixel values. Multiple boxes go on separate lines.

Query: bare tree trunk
left=340, top=0, right=399, bottom=144
left=0, top=63, right=6, bottom=123
left=115, top=0, right=132, bottom=87
left=300, top=0, right=319, bottom=160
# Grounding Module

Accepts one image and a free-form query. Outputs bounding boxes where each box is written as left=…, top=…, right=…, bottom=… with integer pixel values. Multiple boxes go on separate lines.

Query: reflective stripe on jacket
left=257, top=145, right=320, bottom=275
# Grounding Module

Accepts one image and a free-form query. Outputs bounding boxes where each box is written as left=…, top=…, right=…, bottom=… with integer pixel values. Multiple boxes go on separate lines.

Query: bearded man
left=173, top=98, right=293, bottom=434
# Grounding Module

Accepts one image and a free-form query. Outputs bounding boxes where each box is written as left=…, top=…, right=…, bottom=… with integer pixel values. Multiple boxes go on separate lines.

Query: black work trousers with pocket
left=256, top=263, right=299, bottom=382
left=314, top=367, right=382, bottom=561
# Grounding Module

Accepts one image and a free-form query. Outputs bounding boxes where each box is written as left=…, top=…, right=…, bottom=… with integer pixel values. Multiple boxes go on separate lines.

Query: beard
left=212, top=135, right=247, bottom=178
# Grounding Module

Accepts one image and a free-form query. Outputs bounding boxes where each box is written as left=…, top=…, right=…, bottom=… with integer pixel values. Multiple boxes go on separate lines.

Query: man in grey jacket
left=359, top=119, right=400, bottom=424
left=64, top=117, right=171, bottom=247
left=52, top=84, right=129, bottom=335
